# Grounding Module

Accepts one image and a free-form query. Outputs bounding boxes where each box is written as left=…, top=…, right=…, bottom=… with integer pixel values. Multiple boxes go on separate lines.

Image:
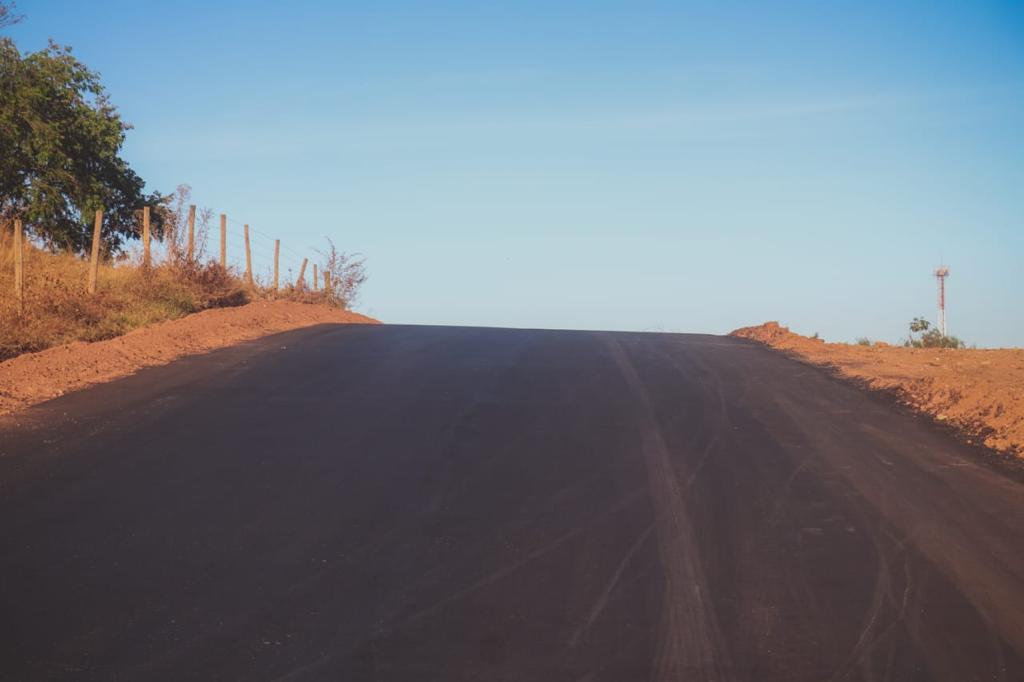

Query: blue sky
left=9, top=1, right=1024, bottom=345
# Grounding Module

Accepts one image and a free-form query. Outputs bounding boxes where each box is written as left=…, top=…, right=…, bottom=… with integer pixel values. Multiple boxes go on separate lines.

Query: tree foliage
left=905, top=317, right=964, bottom=349
left=0, top=1, right=22, bottom=29
left=0, top=34, right=164, bottom=252
left=909, top=317, right=930, bottom=334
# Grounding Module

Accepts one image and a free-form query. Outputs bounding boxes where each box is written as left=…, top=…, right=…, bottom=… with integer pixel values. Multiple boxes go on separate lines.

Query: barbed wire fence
left=4, top=198, right=365, bottom=315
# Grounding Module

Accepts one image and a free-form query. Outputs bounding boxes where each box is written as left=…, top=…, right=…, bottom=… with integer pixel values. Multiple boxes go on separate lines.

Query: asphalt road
left=1, top=324, right=1022, bottom=681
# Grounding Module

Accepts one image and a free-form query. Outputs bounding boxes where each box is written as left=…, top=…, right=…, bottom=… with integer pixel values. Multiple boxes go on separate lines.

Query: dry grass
left=0, top=233, right=341, bottom=362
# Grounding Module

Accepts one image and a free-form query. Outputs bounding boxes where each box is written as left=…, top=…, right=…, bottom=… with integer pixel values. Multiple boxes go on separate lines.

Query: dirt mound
left=730, top=321, right=824, bottom=350
left=731, top=322, right=1024, bottom=459
left=0, top=301, right=377, bottom=416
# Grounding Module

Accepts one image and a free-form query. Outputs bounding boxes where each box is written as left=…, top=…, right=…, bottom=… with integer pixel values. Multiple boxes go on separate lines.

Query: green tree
left=0, top=34, right=165, bottom=252
left=905, top=317, right=964, bottom=348
left=909, top=317, right=930, bottom=334
left=920, top=328, right=965, bottom=349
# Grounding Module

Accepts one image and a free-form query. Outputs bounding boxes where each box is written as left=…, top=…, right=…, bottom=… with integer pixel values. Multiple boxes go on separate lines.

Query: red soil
left=0, top=301, right=377, bottom=415
left=731, top=322, right=1024, bottom=459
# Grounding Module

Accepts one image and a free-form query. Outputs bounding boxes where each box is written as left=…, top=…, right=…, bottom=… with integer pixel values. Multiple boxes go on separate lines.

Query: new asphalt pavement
left=1, top=324, right=1021, bottom=680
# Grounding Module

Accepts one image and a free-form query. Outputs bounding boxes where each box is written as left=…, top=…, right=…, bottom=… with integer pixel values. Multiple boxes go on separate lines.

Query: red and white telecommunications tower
left=934, top=266, right=950, bottom=336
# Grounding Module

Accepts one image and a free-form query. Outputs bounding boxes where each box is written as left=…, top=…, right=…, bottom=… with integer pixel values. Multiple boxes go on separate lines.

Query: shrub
left=905, top=317, right=966, bottom=349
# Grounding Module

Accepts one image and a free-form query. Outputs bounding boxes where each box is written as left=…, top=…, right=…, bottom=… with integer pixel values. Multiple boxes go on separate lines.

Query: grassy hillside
left=0, top=232, right=334, bottom=362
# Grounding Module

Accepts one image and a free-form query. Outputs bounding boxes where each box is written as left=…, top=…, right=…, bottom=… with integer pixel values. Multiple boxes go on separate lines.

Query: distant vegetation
left=905, top=317, right=965, bottom=349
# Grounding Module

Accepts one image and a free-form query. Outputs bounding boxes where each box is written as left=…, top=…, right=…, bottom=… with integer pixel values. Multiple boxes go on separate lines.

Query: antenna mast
left=934, top=266, right=950, bottom=336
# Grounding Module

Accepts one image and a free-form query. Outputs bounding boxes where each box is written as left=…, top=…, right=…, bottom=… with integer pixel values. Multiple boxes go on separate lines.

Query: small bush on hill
left=904, top=317, right=965, bottom=349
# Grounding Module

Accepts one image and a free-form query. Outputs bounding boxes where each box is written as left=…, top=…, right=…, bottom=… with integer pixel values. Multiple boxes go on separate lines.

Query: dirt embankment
left=731, top=322, right=1024, bottom=459
left=0, top=300, right=377, bottom=415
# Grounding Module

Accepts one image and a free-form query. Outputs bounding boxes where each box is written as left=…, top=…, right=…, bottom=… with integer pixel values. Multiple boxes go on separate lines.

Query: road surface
left=1, top=324, right=1022, bottom=681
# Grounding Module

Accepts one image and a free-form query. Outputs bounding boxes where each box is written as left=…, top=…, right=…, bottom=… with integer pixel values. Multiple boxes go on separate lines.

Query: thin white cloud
left=131, top=81, right=1024, bottom=162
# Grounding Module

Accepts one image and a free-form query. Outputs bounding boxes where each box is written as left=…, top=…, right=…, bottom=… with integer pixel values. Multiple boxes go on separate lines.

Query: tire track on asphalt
left=567, top=522, right=655, bottom=650
left=607, top=338, right=736, bottom=682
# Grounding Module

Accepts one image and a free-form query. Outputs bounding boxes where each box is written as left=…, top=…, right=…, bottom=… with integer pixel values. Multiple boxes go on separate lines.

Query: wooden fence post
left=142, top=206, right=151, bottom=268
left=165, top=206, right=176, bottom=262
left=243, top=224, right=254, bottom=288
left=187, top=204, right=196, bottom=261
left=296, top=258, right=308, bottom=289
left=313, top=264, right=318, bottom=291
left=13, top=218, right=24, bottom=314
left=219, top=214, right=227, bottom=269
left=88, top=209, right=102, bottom=294
left=273, top=240, right=280, bottom=291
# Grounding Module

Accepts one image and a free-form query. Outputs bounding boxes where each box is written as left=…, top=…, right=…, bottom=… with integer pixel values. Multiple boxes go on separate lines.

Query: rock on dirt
left=0, top=301, right=377, bottom=416
left=731, top=322, right=1024, bottom=459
